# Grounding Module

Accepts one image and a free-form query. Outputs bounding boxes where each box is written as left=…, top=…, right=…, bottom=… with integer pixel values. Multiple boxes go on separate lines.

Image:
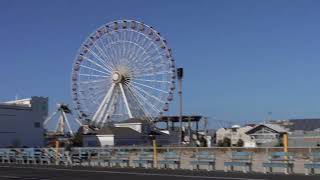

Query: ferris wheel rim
left=71, top=19, right=176, bottom=126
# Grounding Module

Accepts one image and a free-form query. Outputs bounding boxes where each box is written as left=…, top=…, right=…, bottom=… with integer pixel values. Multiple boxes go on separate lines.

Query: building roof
left=119, top=118, right=149, bottom=124
left=86, top=126, right=143, bottom=137
left=246, top=123, right=287, bottom=134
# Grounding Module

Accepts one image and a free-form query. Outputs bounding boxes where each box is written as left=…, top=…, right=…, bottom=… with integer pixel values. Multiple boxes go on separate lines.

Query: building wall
left=216, top=126, right=253, bottom=146
left=0, top=96, right=48, bottom=147
left=289, top=133, right=320, bottom=147
left=83, top=135, right=115, bottom=147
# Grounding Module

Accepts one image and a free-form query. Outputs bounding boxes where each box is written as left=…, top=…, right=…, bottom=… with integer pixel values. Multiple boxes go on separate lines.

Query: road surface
left=0, top=165, right=319, bottom=180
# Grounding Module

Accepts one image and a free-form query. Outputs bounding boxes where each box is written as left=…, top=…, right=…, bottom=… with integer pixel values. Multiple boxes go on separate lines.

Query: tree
left=236, top=139, right=244, bottom=147
left=223, top=137, right=231, bottom=147
left=71, top=133, right=83, bottom=147
left=217, top=140, right=224, bottom=147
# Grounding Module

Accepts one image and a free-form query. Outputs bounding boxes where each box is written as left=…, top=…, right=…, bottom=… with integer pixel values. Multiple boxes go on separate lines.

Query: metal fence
left=0, top=147, right=319, bottom=174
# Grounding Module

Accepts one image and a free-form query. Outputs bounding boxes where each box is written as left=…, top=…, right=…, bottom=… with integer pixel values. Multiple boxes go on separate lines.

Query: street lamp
left=177, top=68, right=184, bottom=145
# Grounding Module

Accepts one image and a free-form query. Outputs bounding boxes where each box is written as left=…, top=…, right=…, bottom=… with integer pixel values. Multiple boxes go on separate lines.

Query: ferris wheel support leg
left=119, top=83, right=133, bottom=118
left=100, top=90, right=117, bottom=126
left=95, top=85, right=117, bottom=127
left=55, top=114, right=64, bottom=134
left=96, top=91, right=115, bottom=127
left=94, top=102, right=107, bottom=127
left=62, top=111, right=74, bottom=136
left=74, top=118, right=83, bottom=126
left=92, top=84, right=115, bottom=125
left=43, top=111, right=58, bottom=126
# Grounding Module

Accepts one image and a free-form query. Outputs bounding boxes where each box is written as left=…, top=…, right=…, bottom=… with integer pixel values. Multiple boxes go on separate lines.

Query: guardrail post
left=283, top=133, right=288, bottom=153
left=55, top=140, right=59, bottom=165
left=153, top=139, right=158, bottom=168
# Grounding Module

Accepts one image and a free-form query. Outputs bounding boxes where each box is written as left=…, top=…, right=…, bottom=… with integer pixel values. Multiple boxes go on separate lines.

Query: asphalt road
left=0, top=165, right=319, bottom=180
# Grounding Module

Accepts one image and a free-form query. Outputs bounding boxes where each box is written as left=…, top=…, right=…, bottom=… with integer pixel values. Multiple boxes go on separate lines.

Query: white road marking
left=0, top=167, right=50, bottom=180
left=0, top=166, right=268, bottom=180
left=0, top=175, right=50, bottom=180
left=0, top=175, right=21, bottom=178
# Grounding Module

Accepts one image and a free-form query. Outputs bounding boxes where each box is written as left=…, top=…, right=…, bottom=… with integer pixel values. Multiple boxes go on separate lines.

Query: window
left=34, top=122, right=41, bottom=128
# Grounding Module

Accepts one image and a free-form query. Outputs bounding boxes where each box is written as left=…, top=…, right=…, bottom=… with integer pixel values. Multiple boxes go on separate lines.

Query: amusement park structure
left=43, top=20, right=208, bottom=147
left=43, top=104, right=82, bottom=136
left=71, top=20, right=176, bottom=128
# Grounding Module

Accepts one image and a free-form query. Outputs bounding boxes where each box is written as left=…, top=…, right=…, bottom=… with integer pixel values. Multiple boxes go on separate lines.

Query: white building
left=82, top=126, right=147, bottom=147
left=82, top=118, right=173, bottom=147
left=245, top=124, right=287, bottom=147
left=0, top=97, right=48, bottom=147
left=216, top=125, right=254, bottom=147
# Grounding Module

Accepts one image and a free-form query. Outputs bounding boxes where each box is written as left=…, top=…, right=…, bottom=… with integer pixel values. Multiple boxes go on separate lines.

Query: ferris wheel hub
left=112, top=72, right=122, bottom=83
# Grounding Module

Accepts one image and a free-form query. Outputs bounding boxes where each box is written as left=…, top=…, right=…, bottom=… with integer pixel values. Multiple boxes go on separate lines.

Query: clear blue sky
left=1, top=0, right=320, bottom=125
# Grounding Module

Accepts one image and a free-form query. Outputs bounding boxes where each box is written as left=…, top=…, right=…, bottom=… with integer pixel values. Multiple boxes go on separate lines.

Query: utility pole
left=177, top=68, right=184, bottom=145
left=266, top=111, right=272, bottom=124
left=188, top=116, right=192, bottom=146
left=204, top=117, right=208, bottom=136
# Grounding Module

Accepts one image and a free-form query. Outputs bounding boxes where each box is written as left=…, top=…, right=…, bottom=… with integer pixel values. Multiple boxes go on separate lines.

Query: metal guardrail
left=0, top=147, right=320, bottom=174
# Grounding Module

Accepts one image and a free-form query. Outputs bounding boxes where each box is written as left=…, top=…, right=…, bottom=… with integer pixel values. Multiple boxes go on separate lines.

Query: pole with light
left=177, top=68, right=184, bottom=145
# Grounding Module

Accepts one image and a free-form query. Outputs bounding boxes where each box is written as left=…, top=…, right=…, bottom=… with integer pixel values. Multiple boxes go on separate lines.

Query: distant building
left=269, top=119, right=320, bottom=132
left=216, top=125, right=253, bottom=147
left=269, top=119, right=320, bottom=147
left=245, top=124, right=287, bottom=147
left=216, top=123, right=288, bottom=147
left=0, top=97, right=48, bottom=147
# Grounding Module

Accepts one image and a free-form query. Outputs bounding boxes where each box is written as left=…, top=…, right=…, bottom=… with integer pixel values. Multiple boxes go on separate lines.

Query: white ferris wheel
left=71, top=20, right=176, bottom=128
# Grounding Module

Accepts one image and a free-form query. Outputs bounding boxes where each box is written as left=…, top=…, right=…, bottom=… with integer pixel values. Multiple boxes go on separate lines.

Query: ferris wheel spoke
left=126, top=85, right=153, bottom=121
left=126, top=49, right=151, bottom=72
left=93, top=91, right=109, bottom=105
left=107, top=32, right=122, bottom=65
left=119, top=83, right=133, bottom=118
left=134, top=78, right=171, bottom=84
left=91, top=39, right=116, bottom=70
left=79, top=64, right=111, bottom=76
left=79, top=73, right=109, bottom=78
left=129, top=51, right=156, bottom=70
left=80, top=86, right=108, bottom=96
left=127, top=82, right=165, bottom=104
left=126, top=83, right=161, bottom=114
left=84, top=47, right=113, bottom=72
left=122, top=41, right=137, bottom=65
left=98, top=37, right=118, bottom=68
left=132, top=81, right=169, bottom=94
left=133, top=67, right=169, bottom=77
left=80, top=55, right=112, bottom=74
left=79, top=79, right=109, bottom=85
left=81, top=81, right=111, bottom=94
left=134, top=71, right=172, bottom=78
left=139, top=53, right=166, bottom=69
left=126, top=84, right=160, bottom=116
left=80, top=83, right=110, bottom=93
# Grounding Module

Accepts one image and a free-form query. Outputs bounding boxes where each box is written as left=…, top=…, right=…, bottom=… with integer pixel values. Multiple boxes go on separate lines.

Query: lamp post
left=177, top=68, right=184, bottom=145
